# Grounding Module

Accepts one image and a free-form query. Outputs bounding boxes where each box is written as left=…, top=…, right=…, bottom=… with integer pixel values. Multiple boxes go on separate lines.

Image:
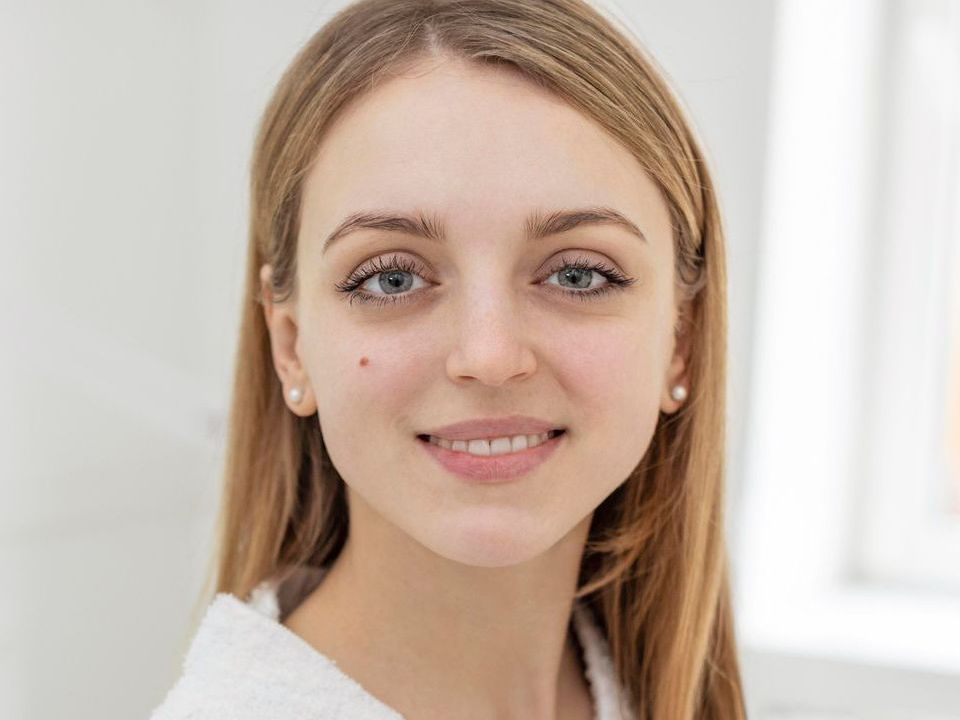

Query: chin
left=420, top=510, right=563, bottom=568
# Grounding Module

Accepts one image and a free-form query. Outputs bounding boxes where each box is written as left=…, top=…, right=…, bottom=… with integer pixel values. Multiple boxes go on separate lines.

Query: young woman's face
left=264, top=56, right=688, bottom=568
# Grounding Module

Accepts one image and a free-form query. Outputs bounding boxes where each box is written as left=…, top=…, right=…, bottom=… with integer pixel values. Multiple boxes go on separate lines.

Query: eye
left=540, top=253, right=638, bottom=302
left=333, top=253, right=432, bottom=308
left=333, top=252, right=638, bottom=309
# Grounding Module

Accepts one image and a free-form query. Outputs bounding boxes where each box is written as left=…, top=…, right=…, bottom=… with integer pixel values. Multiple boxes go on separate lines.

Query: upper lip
left=420, top=414, right=565, bottom=441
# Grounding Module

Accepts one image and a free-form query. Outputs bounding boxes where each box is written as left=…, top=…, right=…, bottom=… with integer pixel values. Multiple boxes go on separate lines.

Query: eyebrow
left=320, top=205, right=648, bottom=255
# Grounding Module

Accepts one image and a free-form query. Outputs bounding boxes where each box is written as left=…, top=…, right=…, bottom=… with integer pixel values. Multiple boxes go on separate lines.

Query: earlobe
left=259, top=262, right=272, bottom=295
left=662, top=372, right=689, bottom=413
left=663, top=360, right=689, bottom=413
left=284, top=384, right=317, bottom=416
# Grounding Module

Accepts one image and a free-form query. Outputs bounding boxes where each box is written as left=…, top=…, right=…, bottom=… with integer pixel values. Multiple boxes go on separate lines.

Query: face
left=261, top=56, right=689, bottom=568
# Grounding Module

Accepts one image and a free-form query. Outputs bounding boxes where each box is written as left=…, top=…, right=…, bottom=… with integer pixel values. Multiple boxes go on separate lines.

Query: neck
left=282, top=491, right=596, bottom=720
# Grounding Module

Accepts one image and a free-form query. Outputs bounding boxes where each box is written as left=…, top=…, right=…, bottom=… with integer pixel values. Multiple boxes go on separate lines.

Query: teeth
left=428, top=431, right=559, bottom=456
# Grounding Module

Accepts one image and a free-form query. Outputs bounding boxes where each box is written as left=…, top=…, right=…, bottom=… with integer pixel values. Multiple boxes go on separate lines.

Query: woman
left=151, top=0, right=744, bottom=718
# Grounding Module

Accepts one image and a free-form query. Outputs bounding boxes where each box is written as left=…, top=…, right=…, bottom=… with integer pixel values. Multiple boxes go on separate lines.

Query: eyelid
left=344, top=250, right=614, bottom=283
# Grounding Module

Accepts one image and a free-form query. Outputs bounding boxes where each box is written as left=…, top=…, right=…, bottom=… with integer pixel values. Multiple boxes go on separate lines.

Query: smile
left=420, top=429, right=564, bottom=456
left=416, top=429, right=567, bottom=483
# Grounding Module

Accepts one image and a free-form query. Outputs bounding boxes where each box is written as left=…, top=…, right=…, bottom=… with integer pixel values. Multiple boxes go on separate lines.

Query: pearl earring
left=288, top=387, right=303, bottom=404
left=670, top=384, right=687, bottom=402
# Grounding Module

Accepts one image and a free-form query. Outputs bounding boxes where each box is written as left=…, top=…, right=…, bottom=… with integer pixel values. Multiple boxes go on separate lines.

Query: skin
left=260, top=54, right=690, bottom=720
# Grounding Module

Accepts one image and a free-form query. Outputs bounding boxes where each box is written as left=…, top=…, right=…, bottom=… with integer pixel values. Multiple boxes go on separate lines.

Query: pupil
left=562, top=268, right=591, bottom=289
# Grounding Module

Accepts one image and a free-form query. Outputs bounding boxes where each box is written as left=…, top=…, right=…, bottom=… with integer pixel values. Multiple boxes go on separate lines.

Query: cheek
left=546, top=315, right=664, bottom=418
left=309, top=319, right=433, bottom=438
left=546, top=317, right=664, bottom=498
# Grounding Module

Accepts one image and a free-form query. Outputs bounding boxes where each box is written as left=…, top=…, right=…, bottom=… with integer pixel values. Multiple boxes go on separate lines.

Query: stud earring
left=288, top=387, right=303, bottom=404
left=670, top=384, right=687, bottom=402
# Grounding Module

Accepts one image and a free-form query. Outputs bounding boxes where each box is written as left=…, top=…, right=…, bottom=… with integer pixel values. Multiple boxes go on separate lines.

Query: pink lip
left=417, top=430, right=566, bottom=483
left=419, top=414, right=564, bottom=441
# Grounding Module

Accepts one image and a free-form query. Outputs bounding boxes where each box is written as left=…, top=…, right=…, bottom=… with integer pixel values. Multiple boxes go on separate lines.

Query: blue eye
left=334, top=252, right=638, bottom=309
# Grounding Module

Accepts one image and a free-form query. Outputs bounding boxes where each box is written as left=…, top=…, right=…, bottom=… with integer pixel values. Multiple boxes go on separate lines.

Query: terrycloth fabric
left=150, top=567, right=636, bottom=719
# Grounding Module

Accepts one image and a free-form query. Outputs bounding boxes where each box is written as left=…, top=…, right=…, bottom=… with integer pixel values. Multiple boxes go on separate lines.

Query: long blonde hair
left=194, top=1, right=743, bottom=717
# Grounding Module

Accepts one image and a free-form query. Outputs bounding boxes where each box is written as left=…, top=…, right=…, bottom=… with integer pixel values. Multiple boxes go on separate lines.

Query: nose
left=444, top=283, right=537, bottom=387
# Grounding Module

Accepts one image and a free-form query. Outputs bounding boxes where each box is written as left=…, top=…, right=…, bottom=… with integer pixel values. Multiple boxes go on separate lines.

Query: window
left=856, top=0, right=960, bottom=594
left=736, top=0, right=960, bottom=716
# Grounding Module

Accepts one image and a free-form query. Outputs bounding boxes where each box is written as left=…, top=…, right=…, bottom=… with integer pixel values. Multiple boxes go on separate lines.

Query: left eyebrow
left=320, top=205, right=648, bottom=255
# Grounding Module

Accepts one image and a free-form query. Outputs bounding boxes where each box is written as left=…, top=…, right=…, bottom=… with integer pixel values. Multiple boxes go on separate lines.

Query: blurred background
left=1, top=0, right=958, bottom=718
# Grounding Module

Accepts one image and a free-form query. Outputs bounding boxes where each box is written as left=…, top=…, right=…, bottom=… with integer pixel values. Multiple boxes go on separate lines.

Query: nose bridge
left=445, top=268, right=536, bottom=385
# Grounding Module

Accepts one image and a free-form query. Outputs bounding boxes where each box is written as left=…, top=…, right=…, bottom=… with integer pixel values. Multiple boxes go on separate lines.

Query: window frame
left=735, top=0, right=960, bottom=714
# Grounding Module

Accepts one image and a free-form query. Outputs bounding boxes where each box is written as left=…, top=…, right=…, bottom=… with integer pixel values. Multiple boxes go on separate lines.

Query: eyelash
left=333, top=252, right=638, bottom=308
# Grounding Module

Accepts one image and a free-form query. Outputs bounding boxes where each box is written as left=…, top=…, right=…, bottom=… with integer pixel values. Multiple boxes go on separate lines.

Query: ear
left=259, top=263, right=316, bottom=416
left=661, top=299, right=694, bottom=414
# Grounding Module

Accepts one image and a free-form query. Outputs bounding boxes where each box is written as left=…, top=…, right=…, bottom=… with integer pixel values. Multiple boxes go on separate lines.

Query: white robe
left=149, top=567, right=636, bottom=719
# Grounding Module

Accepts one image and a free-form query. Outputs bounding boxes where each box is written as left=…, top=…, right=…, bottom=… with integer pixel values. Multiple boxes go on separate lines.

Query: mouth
left=415, top=428, right=567, bottom=484
left=416, top=428, right=566, bottom=452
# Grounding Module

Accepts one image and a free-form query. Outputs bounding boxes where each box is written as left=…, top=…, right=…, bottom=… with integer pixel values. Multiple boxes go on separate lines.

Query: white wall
left=0, top=1, right=774, bottom=717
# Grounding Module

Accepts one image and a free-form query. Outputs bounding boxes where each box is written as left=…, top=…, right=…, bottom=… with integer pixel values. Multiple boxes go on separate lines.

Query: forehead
left=300, top=57, right=671, bottom=254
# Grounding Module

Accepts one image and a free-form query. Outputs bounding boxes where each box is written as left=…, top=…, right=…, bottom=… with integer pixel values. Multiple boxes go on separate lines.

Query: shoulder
left=148, top=586, right=403, bottom=720
left=147, top=593, right=275, bottom=719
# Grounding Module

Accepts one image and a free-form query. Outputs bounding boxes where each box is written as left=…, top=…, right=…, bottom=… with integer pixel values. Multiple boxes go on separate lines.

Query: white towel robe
left=149, top=570, right=636, bottom=720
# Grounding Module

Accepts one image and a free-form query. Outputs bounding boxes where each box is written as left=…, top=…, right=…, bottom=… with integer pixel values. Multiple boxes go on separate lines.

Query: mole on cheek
left=359, top=356, right=370, bottom=367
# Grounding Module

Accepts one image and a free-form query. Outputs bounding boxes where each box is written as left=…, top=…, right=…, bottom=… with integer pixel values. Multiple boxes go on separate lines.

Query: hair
left=189, top=0, right=743, bottom=717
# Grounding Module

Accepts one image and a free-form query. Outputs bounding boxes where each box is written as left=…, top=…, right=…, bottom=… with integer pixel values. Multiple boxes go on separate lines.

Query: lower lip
left=417, top=431, right=566, bottom=483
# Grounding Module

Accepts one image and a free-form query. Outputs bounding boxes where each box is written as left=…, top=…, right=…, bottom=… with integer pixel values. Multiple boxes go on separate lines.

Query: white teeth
left=429, top=431, right=558, bottom=456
